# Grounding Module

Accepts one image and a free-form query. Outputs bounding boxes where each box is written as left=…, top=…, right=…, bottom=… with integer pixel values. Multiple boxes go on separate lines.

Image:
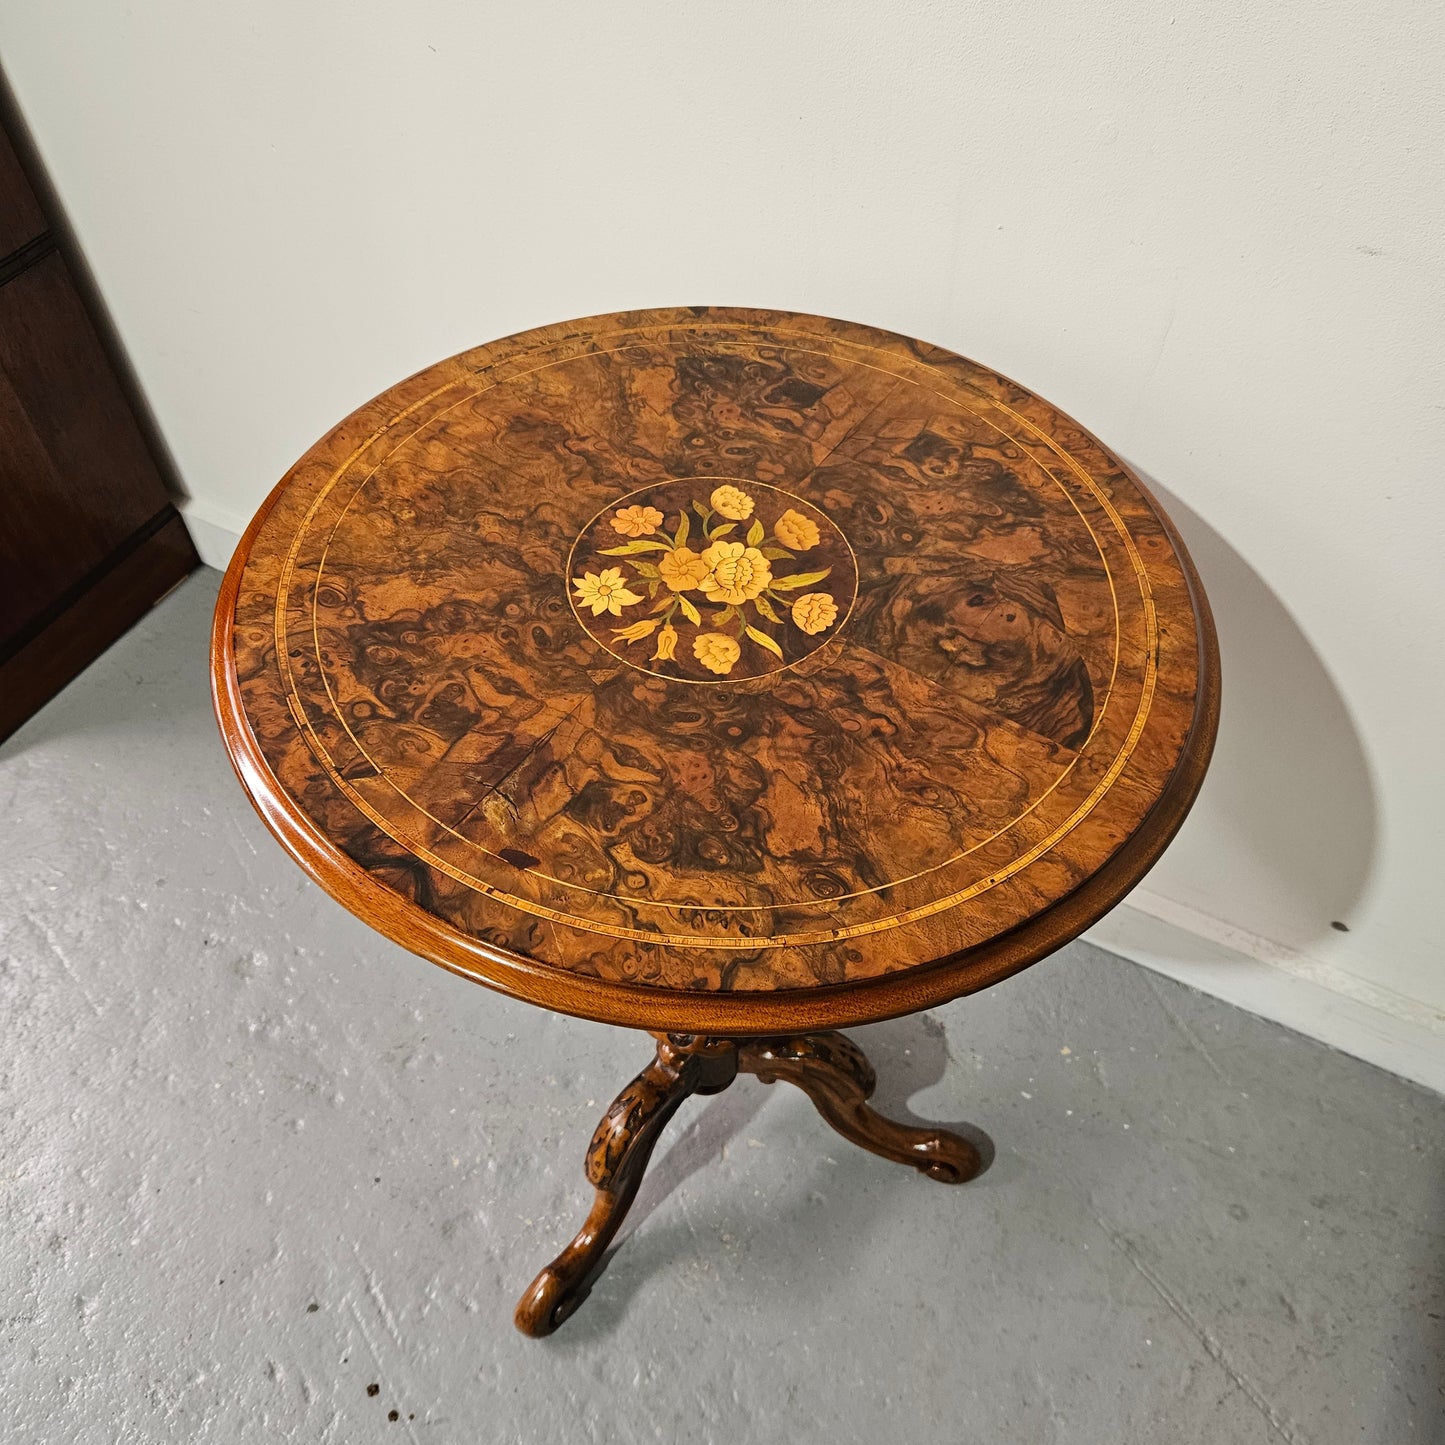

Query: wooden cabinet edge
left=0, top=509, right=198, bottom=744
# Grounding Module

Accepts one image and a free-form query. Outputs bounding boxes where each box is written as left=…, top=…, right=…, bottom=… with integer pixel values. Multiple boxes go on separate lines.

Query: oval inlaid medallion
left=566, top=478, right=858, bottom=682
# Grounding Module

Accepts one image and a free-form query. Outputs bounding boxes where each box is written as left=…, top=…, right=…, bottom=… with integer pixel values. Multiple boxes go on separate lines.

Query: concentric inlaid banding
left=220, top=308, right=1207, bottom=1004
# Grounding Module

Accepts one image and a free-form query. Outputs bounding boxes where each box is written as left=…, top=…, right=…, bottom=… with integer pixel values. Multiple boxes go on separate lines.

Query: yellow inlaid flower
left=709, top=484, right=755, bottom=521
left=610, top=504, right=664, bottom=538
left=774, top=508, right=820, bottom=551
left=698, top=541, right=772, bottom=605
left=613, top=617, right=660, bottom=644
left=572, top=567, right=644, bottom=617
left=791, top=591, right=838, bottom=635
left=652, top=623, right=678, bottom=662
left=694, top=632, right=741, bottom=675
left=657, top=545, right=709, bottom=592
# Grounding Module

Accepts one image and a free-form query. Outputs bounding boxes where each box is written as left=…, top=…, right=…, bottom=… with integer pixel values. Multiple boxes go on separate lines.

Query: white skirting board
left=179, top=497, right=246, bottom=571
left=180, top=504, right=1444, bottom=1096
left=1087, top=892, right=1445, bottom=1095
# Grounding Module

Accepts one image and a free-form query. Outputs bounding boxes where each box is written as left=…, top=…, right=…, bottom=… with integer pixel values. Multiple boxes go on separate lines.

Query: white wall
left=4, top=2, right=1441, bottom=1070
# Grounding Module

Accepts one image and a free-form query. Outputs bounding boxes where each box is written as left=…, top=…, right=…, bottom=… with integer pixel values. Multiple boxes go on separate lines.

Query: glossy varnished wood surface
left=213, top=307, right=1218, bottom=1032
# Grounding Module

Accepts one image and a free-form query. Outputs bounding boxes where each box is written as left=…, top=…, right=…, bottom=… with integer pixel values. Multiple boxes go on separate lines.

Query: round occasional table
left=212, top=307, right=1218, bottom=1336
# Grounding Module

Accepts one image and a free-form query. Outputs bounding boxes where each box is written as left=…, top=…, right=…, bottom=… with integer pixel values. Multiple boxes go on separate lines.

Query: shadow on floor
left=552, top=1012, right=994, bottom=1343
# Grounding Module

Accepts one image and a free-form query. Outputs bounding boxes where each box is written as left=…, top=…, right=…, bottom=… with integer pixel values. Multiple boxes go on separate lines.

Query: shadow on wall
left=1134, top=472, right=1379, bottom=954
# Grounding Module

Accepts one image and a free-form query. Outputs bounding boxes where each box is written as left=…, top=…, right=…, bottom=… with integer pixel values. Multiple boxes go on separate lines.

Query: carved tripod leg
left=514, top=1035, right=738, bottom=1337
left=738, top=1032, right=982, bottom=1184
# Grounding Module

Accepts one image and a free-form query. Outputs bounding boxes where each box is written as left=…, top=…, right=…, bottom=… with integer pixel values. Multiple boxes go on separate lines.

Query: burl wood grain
left=213, top=307, right=1218, bottom=1032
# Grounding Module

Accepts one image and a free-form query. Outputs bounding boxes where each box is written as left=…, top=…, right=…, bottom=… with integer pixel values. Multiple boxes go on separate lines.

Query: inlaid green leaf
left=674, top=511, right=690, bottom=548
left=710, top=523, right=737, bottom=540
left=761, top=546, right=795, bottom=562
left=752, top=594, right=782, bottom=624
left=613, top=617, right=660, bottom=641
left=692, top=501, right=713, bottom=521
left=678, top=594, right=702, bottom=626
left=746, top=519, right=765, bottom=547
left=769, top=567, right=832, bottom=591
left=599, top=540, right=670, bottom=555
left=745, top=625, right=784, bottom=660
left=633, top=561, right=661, bottom=579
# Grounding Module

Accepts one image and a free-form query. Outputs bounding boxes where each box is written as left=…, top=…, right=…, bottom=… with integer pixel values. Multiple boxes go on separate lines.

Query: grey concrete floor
left=1, top=571, right=1441, bottom=1445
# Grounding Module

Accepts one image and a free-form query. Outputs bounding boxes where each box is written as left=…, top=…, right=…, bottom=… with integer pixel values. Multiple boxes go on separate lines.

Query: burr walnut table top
left=212, top=307, right=1218, bottom=1034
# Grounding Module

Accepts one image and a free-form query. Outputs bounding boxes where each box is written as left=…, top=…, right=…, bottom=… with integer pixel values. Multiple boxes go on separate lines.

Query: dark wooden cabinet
left=0, top=116, right=197, bottom=742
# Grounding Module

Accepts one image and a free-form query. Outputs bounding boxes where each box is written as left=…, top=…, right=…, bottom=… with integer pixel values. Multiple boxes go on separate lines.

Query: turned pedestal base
left=514, top=1031, right=985, bottom=1337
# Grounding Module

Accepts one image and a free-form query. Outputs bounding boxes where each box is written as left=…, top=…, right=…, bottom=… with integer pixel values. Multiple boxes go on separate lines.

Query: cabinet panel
left=0, top=109, right=197, bottom=741
left=0, top=123, right=48, bottom=259
left=0, top=251, right=181, bottom=643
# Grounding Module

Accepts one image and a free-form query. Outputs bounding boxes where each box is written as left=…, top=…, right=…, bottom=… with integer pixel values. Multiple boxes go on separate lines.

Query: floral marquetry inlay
left=568, top=479, right=857, bottom=681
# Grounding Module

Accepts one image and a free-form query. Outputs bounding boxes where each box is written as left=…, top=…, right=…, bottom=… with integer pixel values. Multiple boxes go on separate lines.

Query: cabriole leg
left=514, top=1034, right=737, bottom=1336
left=515, top=1028, right=984, bottom=1336
left=738, top=1031, right=982, bottom=1184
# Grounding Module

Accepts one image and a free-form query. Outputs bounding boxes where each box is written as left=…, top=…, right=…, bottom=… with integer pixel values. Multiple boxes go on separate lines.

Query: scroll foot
left=514, top=1035, right=737, bottom=1336
left=739, top=1031, right=983, bottom=1184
